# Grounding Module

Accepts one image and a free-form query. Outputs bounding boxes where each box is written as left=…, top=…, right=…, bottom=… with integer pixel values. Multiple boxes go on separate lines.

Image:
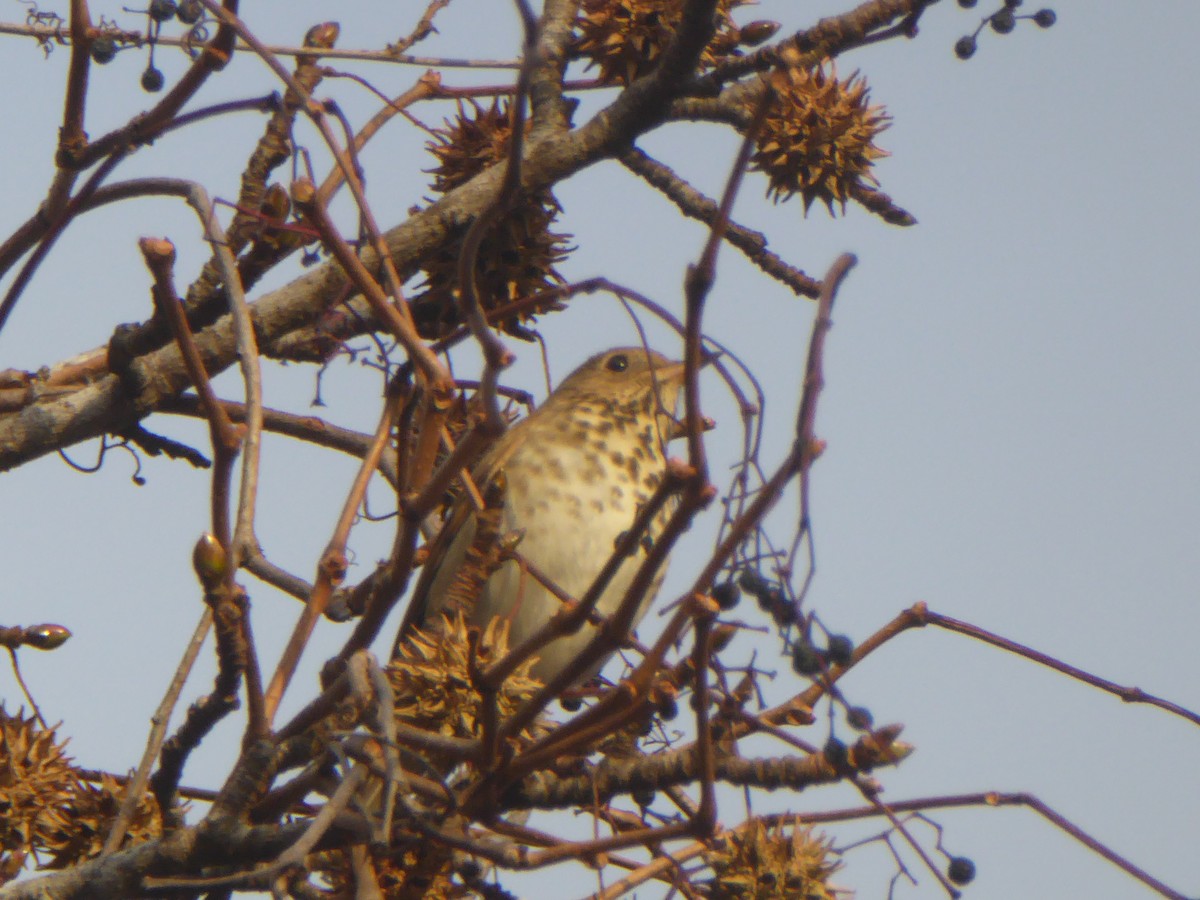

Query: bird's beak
left=654, top=352, right=720, bottom=441
left=654, top=349, right=719, bottom=385
left=656, top=360, right=687, bottom=384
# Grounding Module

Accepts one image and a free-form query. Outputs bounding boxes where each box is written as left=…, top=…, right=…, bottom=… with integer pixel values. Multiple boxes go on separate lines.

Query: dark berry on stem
left=90, top=36, right=117, bottom=64
left=657, top=695, right=679, bottom=721
left=457, top=857, right=483, bottom=880
left=1034, top=9, right=1056, bottom=27
left=791, top=640, right=823, bottom=676
left=738, top=569, right=771, bottom=598
left=955, top=35, right=977, bottom=60
left=149, top=0, right=177, bottom=22
left=767, top=589, right=794, bottom=625
left=823, top=737, right=849, bottom=768
left=141, top=66, right=165, bottom=92
left=177, top=0, right=203, bottom=23
left=991, top=10, right=1016, bottom=33
left=712, top=581, right=741, bottom=610
left=825, top=633, right=853, bottom=666
left=948, top=856, right=977, bottom=885
left=738, top=20, right=780, bottom=47
left=632, top=786, right=656, bottom=808
left=846, top=706, right=874, bottom=731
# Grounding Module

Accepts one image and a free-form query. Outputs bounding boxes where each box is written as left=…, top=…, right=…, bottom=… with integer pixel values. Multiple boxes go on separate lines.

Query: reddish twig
left=795, top=794, right=1189, bottom=900
left=262, top=391, right=404, bottom=725
left=622, top=147, right=821, bottom=299
left=925, top=610, right=1200, bottom=728
left=681, top=85, right=772, bottom=482
left=388, top=0, right=452, bottom=56
left=290, top=179, right=448, bottom=391
left=65, top=0, right=240, bottom=170
left=160, top=394, right=399, bottom=488
left=315, top=74, right=441, bottom=207
left=102, top=609, right=212, bottom=855
left=57, top=0, right=91, bottom=166
left=138, top=237, right=242, bottom=547
left=451, top=5, right=546, bottom=429
left=762, top=602, right=1200, bottom=735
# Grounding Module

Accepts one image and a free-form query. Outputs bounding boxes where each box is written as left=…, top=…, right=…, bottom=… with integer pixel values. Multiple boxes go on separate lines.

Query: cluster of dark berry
left=87, top=0, right=208, bottom=93
left=954, top=0, right=1056, bottom=59
left=728, top=569, right=795, bottom=625
left=146, top=0, right=204, bottom=26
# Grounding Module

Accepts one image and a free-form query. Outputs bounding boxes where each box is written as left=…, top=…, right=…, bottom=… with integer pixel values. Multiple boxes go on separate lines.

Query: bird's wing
left=389, top=424, right=521, bottom=658
left=390, top=496, right=477, bottom=657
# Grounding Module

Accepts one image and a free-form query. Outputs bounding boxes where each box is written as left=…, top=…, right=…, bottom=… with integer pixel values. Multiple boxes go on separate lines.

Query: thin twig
left=101, top=609, right=212, bottom=855
left=142, top=764, right=371, bottom=891
left=622, top=147, right=821, bottom=298
left=5, top=648, right=48, bottom=729
left=798, top=794, right=1190, bottom=900
left=160, top=394, right=399, bottom=488
left=138, top=237, right=243, bottom=547
left=262, top=392, right=403, bottom=725
left=290, top=179, right=449, bottom=389
left=0, top=19, right=522, bottom=68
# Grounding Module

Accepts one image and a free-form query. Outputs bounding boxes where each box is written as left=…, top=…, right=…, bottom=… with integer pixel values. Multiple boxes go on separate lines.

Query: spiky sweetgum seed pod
left=42, top=775, right=163, bottom=868
left=0, top=707, right=77, bottom=871
left=575, top=0, right=747, bottom=86
left=311, top=846, right=457, bottom=899
left=411, top=206, right=571, bottom=339
left=387, top=612, right=546, bottom=763
left=426, top=99, right=518, bottom=194
left=752, top=60, right=891, bottom=215
left=415, top=99, right=571, bottom=339
left=704, top=818, right=841, bottom=899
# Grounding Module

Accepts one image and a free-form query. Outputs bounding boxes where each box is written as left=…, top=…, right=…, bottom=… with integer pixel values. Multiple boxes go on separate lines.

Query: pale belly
left=471, top=438, right=668, bottom=684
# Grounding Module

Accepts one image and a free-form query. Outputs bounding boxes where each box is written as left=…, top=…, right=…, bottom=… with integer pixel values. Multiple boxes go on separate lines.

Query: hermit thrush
left=394, top=347, right=687, bottom=685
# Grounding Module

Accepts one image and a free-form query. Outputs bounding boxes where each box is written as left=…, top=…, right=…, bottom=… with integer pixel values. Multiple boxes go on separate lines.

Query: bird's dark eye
left=606, top=353, right=629, bottom=372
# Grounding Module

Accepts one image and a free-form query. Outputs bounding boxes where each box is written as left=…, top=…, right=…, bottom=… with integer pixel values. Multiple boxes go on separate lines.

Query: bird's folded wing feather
left=390, top=422, right=524, bottom=657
